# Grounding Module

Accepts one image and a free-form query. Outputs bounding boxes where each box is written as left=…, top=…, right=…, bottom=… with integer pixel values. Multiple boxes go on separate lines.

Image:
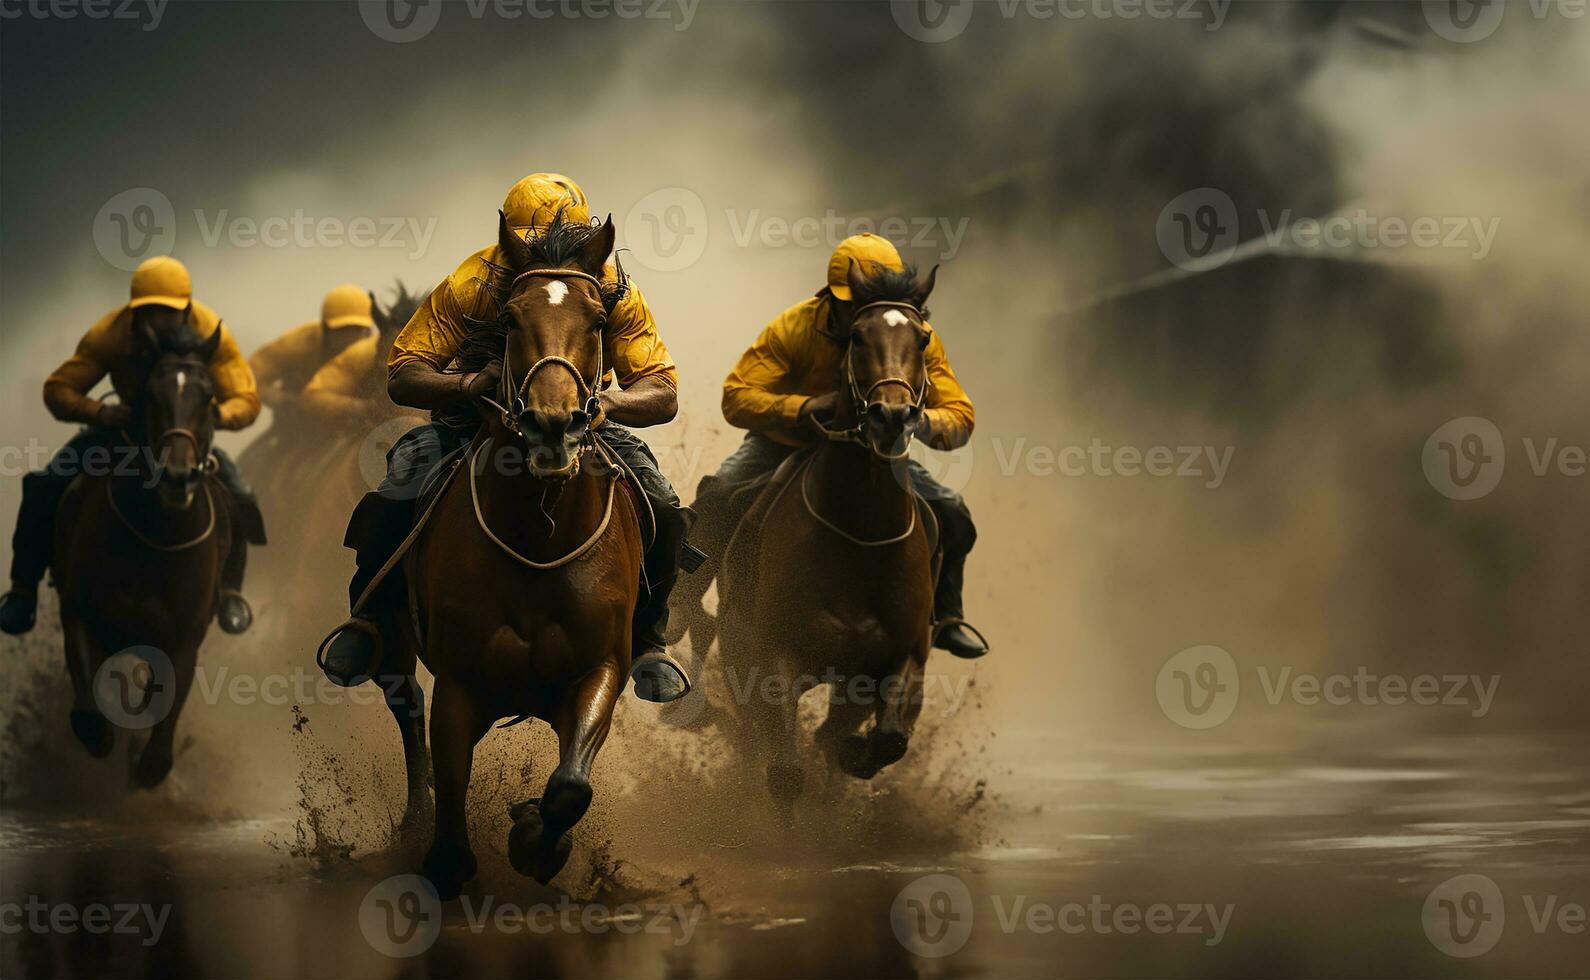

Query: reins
left=105, top=427, right=220, bottom=552
left=468, top=434, right=620, bottom=570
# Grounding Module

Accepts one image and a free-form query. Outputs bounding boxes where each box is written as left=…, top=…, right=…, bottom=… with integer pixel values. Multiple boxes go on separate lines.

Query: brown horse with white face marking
left=716, top=261, right=940, bottom=826
left=376, top=214, right=644, bottom=899
left=53, top=310, right=233, bottom=788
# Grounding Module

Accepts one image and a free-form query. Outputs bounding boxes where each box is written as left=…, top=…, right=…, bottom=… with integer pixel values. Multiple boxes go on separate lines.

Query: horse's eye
left=916, top=331, right=931, bottom=351
left=592, top=315, right=608, bottom=333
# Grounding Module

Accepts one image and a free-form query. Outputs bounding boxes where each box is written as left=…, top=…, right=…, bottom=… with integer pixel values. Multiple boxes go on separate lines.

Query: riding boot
left=319, top=491, right=412, bottom=687
left=3, top=458, right=84, bottom=636
left=216, top=525, right=253, bottom=635
left=928, top=497, right=988, bottom=659
left=630, top=502, right=693, bottom=704
left=213, top=449, right=263, bottom=635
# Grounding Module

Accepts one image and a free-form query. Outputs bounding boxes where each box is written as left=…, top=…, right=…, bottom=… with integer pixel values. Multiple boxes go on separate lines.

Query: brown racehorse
left=717, top=261, right=941, bottom=826
left=258, top=288, right=425, bottom=643
left=376, top=213, right=644, bottom=899
left=53, top=311, right=233, bottom=788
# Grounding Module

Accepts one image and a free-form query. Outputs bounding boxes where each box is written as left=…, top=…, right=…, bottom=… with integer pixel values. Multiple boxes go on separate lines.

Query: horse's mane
left=850, top=263, right=929, bottom=319
left=452, top=207, right=628, bottom=374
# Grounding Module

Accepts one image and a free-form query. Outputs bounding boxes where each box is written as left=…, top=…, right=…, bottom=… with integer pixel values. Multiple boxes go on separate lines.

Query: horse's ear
left=913, top=264, right=939, bottom=309
left=369, top=290, right=388, bottom=332
left=198, top=324, right=223, bottom=360
left=181, top=301, right=193, bottom=325
left=577, top=215, right=616, bottom=279
left=846, top=258, right=868, bottom=303
left=134, top=316, right=160, bottom=356
left=498, top=210, right=533, bottom=270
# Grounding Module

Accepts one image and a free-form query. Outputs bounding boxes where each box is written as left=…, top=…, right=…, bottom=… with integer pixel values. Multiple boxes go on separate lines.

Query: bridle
left=813, top=300, right=931, bottom=461
left=478, top=268, right=607, bottom=478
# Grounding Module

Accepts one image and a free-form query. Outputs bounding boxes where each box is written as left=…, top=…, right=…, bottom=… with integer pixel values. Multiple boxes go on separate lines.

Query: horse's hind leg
left=868, top=657, right=927, bottom=776
left=509, top=661, right=622, bottom=885
left=61, top=614, right=113, bottom=758
left=378, top=639, right=431, bottom=844
left=423, top=676, right=488, bottom=900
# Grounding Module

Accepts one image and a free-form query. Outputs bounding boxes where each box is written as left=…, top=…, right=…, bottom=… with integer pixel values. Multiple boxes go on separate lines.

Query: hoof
left=422, top=844, right=477, bottom=901
left=132, top=745, right=173, bottom=789
left=872, top=730, right=910, bottom=768
left=507, top=804, right=576, bottom=885
left=631, top=652, right=691, bottom=704
left=836, top=735, right=881, bottom=780
left=69, top=711, right=114, bottom=758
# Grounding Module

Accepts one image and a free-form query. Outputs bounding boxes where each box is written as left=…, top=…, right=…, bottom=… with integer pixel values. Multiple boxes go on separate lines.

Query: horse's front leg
left=423, top=675, right=488, bottom=900
left=509, top=658, right=623, bottom=885
left=132, top=645, right=198, bottom=789
left=817, top=685, right=877, bottom=783
left=869, top=652, right=927, bottom=775
left=61, top=612, right=114, bottom=758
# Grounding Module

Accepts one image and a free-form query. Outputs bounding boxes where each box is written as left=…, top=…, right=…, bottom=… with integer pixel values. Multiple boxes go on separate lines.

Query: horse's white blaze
left=544, top=281, right=570, bottom=306
left=175, top=371, right=187, bottom=396
left=882, top=310, right=910, bottom=327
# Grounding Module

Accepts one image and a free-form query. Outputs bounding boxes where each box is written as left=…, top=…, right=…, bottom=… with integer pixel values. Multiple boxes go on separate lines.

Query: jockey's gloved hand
left=464, top=361, right=503, bottom=402
left=97, top=403, right=133, bottom=431
left=798, top=392, right=839, bottom=424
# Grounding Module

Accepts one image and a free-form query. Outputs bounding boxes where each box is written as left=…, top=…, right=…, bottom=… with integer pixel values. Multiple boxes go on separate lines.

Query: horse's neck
left=109, top=466, right=213, bottom=545
left=472, top=432, right=609, bottom=562
left=808, top=439, right=914, bottom=533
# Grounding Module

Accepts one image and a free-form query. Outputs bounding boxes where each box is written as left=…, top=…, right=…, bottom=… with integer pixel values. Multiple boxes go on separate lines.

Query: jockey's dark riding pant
left=342, top=421, right=687, bottom=643
left=8, top=427, right=262, bottom=593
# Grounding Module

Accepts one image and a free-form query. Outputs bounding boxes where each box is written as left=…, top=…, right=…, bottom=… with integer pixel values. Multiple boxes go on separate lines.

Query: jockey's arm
left=209, top=327, right=262, bottom=431
left=387, top=359, right=495, bottom=412
left=599, top=375, right=677, bottom=428
left=43, top=329, right=115, bottom=428
left=920, top=327, right=974, bottom=451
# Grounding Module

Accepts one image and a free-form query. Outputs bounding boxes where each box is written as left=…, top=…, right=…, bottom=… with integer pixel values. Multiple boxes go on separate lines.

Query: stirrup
left=315, top=616, right=386, bottom=676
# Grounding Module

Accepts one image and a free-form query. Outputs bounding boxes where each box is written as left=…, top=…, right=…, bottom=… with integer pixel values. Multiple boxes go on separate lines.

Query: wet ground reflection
left=2, top=725, right=1585, bottom=978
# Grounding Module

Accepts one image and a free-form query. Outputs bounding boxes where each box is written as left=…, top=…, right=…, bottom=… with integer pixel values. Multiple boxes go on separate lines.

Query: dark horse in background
left=716, top=262, right=942, bottom=826
left=375, top=215, right=645, bottom=898
left=53, top=311, right=234, bottom=788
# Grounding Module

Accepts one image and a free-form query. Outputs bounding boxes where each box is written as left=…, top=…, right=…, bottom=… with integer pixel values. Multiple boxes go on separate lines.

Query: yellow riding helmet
left=826, top=233, right=904, bottom=301
left=321, top=283, right=376, bottom=330
left=128, top=256, right=193, bottom=310
left=502, top=173, right=591, bottom=236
